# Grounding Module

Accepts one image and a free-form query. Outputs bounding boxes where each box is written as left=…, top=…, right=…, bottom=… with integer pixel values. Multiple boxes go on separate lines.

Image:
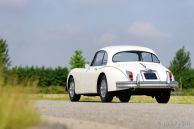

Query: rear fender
left=101, top=66, right=129, bottom=92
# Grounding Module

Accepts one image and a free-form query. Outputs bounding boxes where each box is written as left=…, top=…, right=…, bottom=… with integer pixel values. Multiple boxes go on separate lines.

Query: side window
left=152, top=54, right=160, bottom=63
left=91, top=52, right=105, bottom=66
left=142, top=52, right=152, bottom=62
left=102, top=52, right=108, bottom=65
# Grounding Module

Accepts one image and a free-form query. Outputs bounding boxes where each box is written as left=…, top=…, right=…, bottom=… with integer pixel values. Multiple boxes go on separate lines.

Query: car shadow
left=73, top=101, right=156, bottom=104
left=77, top=101, right=128, bottom=103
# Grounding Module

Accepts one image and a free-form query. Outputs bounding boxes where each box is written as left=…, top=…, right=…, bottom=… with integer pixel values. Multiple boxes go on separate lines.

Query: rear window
left=112, top=52, right=139, bottom=62
left=112, top=51, right=160, bottom=63
left=142, top=52, right=152, bottom=62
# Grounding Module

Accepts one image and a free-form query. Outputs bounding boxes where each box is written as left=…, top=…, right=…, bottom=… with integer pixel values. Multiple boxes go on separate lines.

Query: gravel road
left=36, top=100, right=194, bottom=129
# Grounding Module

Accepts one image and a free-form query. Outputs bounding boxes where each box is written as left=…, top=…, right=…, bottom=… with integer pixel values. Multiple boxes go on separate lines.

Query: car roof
left=100, top=45, right=157, bottom=55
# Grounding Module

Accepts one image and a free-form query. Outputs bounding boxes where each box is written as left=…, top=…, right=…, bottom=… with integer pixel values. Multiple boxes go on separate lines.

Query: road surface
left=35, top=100, right=194, bottom=129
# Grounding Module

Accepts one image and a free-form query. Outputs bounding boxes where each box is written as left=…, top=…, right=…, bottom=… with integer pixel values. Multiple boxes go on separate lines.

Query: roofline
left=99, top=45, right=156, bottom=54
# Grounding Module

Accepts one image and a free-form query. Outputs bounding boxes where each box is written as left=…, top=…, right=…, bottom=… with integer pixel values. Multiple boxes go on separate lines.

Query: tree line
left=5, top=66, right=69, bottom=87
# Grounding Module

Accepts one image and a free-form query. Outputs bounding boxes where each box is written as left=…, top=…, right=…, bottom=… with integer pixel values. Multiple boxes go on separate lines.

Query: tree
left=0, top=39, right=11, bottom=68
left=70, top=50, right=85, bottom=69
left=169, top=47, right=191, bottom=73
left=169, top=46, right=194, bottom=88
left=0, top=39, right=11, bottom=85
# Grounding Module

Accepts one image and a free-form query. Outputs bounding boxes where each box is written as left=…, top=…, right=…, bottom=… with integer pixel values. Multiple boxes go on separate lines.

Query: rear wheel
left=119, top=92, right=131, bottom=103
left=98, top=75, right=113, bottom=103
left=68, top=77, right=81, bottom=102
left=155, top=91, right=171, bottom=104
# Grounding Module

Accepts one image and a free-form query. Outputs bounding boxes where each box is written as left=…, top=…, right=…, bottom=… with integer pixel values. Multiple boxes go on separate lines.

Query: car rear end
left=113, top=62, right=178, bottom=103
left=116, top=62, right=178, bottom=91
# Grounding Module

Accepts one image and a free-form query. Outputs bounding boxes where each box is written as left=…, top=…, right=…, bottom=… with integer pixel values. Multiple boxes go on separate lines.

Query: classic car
left=67, top=45, right=178, bottom=103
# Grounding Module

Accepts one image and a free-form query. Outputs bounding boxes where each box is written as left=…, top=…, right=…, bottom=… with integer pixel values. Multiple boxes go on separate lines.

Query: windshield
left=112, top=51, right=160, bottom=63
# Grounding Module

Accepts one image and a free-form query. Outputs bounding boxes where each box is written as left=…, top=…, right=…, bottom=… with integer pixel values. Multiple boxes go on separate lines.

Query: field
left=34, top=94, right=194, bottom=104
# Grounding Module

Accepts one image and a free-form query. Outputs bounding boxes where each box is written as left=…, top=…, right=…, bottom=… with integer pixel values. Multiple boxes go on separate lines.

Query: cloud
left=98, top=33, right=117, bottom=45
left=128, top=21, right=172, bottom=40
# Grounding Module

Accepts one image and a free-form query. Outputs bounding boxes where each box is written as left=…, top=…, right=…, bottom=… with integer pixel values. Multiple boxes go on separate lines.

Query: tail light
left=167, top=71, right=172, bottom=81
left=129, top=72, right=133, bottom=81
left=169, top=72, right=172, bottom=81
left=126, top=71, right=134, bottom=81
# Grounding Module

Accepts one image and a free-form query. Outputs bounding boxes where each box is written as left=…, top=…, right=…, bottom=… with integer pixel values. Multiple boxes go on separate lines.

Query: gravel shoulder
left=31, top=116, right=127, bottom=129
left=35, top=100, right=194, bottom=129
left=32, top=115, right=127, bottom=129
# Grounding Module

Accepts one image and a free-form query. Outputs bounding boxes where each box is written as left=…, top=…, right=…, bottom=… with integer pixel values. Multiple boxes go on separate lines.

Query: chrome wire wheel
left=98, top=75, right=113, bottom=103
left=100, top=79, right=107, bottom=98
left=68, top=77, right=81, bottom=102
left=69, top=81, right=75, bottom=98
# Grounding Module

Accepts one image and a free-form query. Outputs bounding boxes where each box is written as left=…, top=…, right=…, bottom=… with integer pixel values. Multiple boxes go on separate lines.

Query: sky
left=0, top=0, right=194, bottom=68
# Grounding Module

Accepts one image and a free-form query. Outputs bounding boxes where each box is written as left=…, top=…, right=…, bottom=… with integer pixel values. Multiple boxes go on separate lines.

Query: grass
left=38, top=86, right=66, bottom=94
left=182, top=88, right=194, bottom=96
left=0, top=66, right=39, bottom=129
left=34, top=93, right=194, bottom=104
left=0, top=86, right=39, bottom=129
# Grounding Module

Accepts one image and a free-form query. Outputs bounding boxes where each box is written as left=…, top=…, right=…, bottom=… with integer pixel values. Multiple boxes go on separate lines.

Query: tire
left=98, top=75, right=113, bottom=103
left=119, top=92, right=131, bottom=103
left=155, top=91, right=171, bottom=104
left=68, top=77, right=81, bottom=102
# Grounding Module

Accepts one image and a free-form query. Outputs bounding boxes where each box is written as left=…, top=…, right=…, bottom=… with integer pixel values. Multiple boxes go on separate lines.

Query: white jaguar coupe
left=67, top=45, right=178, bottom=103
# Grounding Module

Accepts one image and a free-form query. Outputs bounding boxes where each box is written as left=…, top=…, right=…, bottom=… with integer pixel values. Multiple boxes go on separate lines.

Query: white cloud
left=128, top=21, right=172, bottom=40
left=98, top=33, right=117, bottom=44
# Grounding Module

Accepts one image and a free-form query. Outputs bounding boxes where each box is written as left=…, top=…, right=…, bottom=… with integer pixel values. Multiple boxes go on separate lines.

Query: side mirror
left=85, top=62, right=90, bottom=69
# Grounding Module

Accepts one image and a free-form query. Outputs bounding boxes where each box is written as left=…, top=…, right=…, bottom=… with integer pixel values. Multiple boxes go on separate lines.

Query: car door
left=84, top=51, right=108, bottom=93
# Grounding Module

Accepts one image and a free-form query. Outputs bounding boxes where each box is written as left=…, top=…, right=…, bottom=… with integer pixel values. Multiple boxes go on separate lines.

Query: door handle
left=94, top=68, right=98, bottom=70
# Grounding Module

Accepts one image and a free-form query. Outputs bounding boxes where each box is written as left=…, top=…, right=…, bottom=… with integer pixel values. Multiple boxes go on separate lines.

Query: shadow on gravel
left=74, top=101, right=158, bottom=104
left=78, top=101, right=125, bottom=103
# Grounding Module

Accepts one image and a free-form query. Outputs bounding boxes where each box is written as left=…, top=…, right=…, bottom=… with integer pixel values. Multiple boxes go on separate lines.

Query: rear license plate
left=144, top=72, right=157, bottom=80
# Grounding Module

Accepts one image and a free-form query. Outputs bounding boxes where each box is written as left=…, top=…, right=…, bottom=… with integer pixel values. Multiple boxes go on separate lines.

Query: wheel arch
left=97, top=66, right=129, bottom=92
left=97, top=72, right=106, bottom=92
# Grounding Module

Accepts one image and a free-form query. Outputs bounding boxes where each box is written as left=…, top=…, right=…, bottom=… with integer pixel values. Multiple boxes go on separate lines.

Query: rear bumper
left=116, top=81, right=178, bottom=89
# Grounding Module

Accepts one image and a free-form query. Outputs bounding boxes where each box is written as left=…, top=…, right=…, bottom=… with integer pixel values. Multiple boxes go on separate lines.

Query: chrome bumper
left=116, top=81, right=178, bottom=89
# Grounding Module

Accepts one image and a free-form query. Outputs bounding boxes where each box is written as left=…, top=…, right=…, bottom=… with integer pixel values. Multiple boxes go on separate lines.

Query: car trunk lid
left=113, top=62, right=167, bottom=81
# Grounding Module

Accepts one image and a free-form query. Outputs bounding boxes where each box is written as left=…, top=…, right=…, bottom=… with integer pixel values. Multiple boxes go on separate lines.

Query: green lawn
left=34, top=94, right=194, bottom=104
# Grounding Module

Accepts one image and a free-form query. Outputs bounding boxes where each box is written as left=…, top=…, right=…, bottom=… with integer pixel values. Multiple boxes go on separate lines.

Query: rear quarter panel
left=101, top=66, right=129, bottom=91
